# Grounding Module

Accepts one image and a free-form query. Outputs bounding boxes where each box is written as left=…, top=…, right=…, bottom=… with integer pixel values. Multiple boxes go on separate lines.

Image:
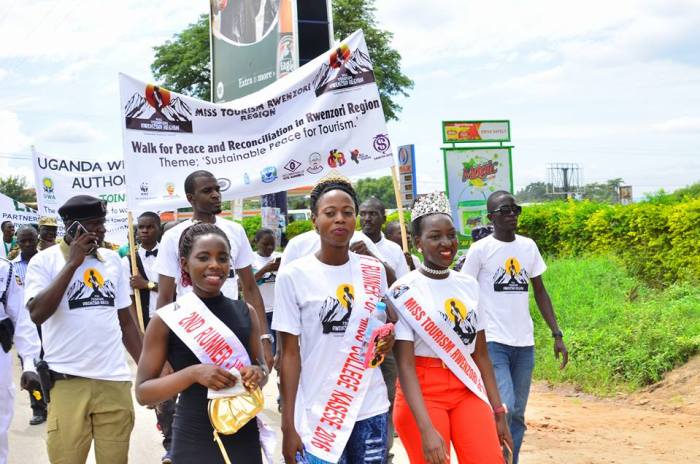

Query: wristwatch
left=552, top=330, right=564, bottom=339
left=260, top=334, right=274, bottom=343
left=147, top=281, right=156, bottom=291
left=493, top=404, right=508, bottom=416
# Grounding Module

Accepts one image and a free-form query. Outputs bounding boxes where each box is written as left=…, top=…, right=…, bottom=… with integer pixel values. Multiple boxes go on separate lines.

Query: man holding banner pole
left=154, top=170, right=274, bottom=367
left=122, top=211, right=175, bottom=463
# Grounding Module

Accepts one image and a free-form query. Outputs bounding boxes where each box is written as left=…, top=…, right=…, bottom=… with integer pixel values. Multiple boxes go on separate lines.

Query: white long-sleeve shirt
left=0, top=258, right=40, bottom=371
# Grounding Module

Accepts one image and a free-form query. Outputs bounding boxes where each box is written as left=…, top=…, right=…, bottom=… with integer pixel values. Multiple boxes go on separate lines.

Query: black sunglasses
left=489, top=205, right=522, bottom=215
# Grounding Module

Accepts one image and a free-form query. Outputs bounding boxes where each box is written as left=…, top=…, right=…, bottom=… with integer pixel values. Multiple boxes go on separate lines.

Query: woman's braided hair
left=309, top=172, right=359, bottom=214
left=178, top=222, right=231, bottom=260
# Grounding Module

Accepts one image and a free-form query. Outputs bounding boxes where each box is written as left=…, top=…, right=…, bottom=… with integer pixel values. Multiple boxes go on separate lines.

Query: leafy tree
left=150, top=2, right=413, bottom=120
left=332, top=0, right=413, bottom=121
left=515, top=181, right=552, bottom=203
left=581, top=178, right=624, bottom=203
left=0, top=175, right=36, bottom=204
left=354, top=176, right=396, bottom=208
left=152, top=14, right=211, bottom=100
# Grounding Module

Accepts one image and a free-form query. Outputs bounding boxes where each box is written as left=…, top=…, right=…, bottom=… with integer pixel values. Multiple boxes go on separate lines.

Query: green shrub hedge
left=518, top=199, right=700, bottom=287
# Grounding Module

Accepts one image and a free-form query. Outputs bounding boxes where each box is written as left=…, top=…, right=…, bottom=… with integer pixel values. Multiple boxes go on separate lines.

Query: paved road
left=7, top=358, right=417, bottom=463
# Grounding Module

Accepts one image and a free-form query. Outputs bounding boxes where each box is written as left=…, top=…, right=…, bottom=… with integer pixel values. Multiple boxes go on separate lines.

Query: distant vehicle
left=287, top=209, right=311, bottom=223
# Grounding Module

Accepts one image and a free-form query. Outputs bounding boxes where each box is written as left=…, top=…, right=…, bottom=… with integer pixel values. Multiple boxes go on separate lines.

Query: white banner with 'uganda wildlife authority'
left=119, top=30, right=395, bottom=210
left=32, top=151, right=128, bottom=245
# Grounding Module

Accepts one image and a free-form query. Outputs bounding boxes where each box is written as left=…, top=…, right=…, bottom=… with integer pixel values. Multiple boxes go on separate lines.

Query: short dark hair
left=254, top=228, right=275, bottom=242
left=138, top=211, right=161, bottom=225
left=360, top=197, right=385, bottom=216
left=385, top=220, right=400, bottom=235
left=487, top=190, right=514, bottom=212
left=178, top=223, right=231, bottom=260
left=16, top=225, right=37, bottom=237
left=184, top=170, right=215, bottom=195
left=1, top=221, right=13, bottom=231
left=310, top=178, right=359, bottom=214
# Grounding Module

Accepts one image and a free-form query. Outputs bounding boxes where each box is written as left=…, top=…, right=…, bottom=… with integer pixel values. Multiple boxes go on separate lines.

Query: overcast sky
left=1, top=0, right=698, bottom=198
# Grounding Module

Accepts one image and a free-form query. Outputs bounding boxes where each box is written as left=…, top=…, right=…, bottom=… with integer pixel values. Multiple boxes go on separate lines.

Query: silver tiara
left=411, top=191, right=451, bottom=223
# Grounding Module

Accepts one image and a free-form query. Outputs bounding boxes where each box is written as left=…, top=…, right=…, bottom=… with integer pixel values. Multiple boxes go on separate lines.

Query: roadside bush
left=241, top=216, right=261, bottom=243
left=286, top=219, right=313, bottom=240
left=518, top=198, right=700, bottom=287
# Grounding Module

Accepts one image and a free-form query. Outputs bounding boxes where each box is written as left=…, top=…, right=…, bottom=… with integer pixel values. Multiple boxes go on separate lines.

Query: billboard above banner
left=442, top=120, right=510, bottom=144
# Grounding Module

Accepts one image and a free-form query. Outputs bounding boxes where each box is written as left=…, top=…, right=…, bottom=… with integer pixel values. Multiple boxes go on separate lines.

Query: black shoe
left=29, top=413, right=47, bottom=425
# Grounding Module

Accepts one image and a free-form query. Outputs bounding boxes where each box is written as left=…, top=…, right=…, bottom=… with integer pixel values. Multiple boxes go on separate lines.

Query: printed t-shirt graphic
left=319, top=283, right=354, bottom=334
left=67, top=268, right=117, bottom=309
left=442, top=297, right=478, bottom=346
left=493, top=256, right=529, bottom=292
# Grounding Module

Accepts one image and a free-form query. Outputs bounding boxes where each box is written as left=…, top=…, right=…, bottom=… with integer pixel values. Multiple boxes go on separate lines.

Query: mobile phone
left=274, top=257, right=282, bottom=264
left=66, top=221, right=88, bottom=238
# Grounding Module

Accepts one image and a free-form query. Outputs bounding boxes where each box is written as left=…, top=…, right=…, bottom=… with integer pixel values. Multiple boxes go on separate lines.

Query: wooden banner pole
left=390, top=165, right=410, bottom=253
left=127, top=211, right=145, bottom=334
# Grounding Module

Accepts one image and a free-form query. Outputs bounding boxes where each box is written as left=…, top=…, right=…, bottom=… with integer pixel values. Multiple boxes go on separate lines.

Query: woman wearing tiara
left=389, top=192, right=512, bottom=464
left=273, top=172, right=396, bottom=464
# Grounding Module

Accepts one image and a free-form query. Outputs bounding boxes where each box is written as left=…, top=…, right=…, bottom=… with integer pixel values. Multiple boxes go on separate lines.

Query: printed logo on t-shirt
left=392, top=284, right=409, bottom=299
left=14, top=274, right=22, bottom=286
left=493, top=257, right=529, bottom=292
left=67, top=268, right=117, bottom=309
left=441, top=298, right=478, bottom=346
left=319, top=283, right=354, bottom=335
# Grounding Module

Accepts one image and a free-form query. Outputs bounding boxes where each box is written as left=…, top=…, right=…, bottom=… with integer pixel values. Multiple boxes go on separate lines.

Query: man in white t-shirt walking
left=24, top=195, right=142, bottom=464
left=461, top=191, right=568, bottom=464
left=154, top=170, right=273, bottom=367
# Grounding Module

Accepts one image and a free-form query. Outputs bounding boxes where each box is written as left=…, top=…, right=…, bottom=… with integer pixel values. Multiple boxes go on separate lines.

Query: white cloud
left=0, top=110, right=32, bottom=153
left=36, top=121, right=104, bottom=144
left=653, top=117, right=700, bottom=133
left=0, top=68, right=8, bottom=81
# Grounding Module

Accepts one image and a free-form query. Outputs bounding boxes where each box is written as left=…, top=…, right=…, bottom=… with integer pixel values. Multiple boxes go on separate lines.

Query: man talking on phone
left=24, top=195, right=142, bottom=464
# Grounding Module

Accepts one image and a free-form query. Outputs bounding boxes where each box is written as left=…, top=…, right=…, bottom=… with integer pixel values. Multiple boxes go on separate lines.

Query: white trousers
left=0, top=350, right=15, bottom=464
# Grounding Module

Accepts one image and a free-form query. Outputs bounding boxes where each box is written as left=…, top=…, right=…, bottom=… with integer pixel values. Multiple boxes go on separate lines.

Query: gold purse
left=208, top=388, right=265, bottom=464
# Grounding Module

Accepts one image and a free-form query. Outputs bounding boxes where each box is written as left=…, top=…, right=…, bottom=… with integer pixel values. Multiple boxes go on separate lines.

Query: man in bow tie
left=121, top=211, right=175, bottom=463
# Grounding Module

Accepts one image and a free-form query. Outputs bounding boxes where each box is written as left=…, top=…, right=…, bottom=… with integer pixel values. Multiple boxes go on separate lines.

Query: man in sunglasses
left=460, top=190, right=568, bottom=464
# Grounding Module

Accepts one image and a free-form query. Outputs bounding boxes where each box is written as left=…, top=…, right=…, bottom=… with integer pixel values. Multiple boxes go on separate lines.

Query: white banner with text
left=32, top=152, right=128, bottom=244
left=119, top=30, right=394, bottom=210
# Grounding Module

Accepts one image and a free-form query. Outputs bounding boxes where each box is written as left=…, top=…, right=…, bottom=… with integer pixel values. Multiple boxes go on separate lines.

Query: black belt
left=49, top=370, right=78, bottom=381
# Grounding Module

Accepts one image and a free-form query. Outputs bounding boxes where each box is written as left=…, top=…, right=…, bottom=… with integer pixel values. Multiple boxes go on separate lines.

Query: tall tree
left=150, top=3, right=413, bottom=120
left=355, top=176, right=396, bottom=208
left=0, top=175, right=36, bottom=204
left=332, top=0, right=413, bottom=121
left=151, top=14, right=211, bottom=101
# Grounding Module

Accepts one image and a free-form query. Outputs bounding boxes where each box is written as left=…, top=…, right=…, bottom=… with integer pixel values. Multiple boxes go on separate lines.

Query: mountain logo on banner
left=313, top=44, right=375, bottom=97
left=124, top=84, right=193, bottom=133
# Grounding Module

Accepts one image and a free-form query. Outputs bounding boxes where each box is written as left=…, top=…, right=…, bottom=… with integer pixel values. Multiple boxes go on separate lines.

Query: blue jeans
left=265, top=312, right=277, bottom=354
left=487, top=342, right=535, bottom=464
left=305, top=412, right=388, bottom=464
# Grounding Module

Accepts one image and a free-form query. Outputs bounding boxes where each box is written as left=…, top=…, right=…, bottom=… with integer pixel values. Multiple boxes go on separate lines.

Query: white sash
left=158, top=292, right=252, bottom=369
left=158, top=292, right=276, bottom=463
left=302, top=255, right=385, bottom=462
left=388, top=275, right=490, bottom=405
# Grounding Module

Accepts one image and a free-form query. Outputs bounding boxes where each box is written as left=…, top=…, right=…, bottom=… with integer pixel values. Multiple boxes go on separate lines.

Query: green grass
left=530, top=255, right=700, bottom=395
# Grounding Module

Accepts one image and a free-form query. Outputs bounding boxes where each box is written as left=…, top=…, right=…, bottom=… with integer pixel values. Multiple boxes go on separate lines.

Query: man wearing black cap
left=24, top=195, right=142, bottom=464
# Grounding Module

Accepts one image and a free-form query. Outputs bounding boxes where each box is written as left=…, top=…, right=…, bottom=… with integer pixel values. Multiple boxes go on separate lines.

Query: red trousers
left=394, top=357, right=503, bottom=463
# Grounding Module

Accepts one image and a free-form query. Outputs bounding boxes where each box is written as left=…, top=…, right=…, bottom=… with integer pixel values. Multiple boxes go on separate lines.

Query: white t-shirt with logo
left=460, top=234, right=546, bottom=347
left=121, top=244, right=159, bottom=318
left=394, top=271, right=483, bottom=358
left=154, top=217, right=255, bottom=300
left=272, top=253, right=390, bottom=421
left=279, top=229, right=383, bottom=268
left=374, top=233, right=410, bottom=279
left=252, top=251, right=281, bottom=313
left=23, top=246, right=132, bottom=381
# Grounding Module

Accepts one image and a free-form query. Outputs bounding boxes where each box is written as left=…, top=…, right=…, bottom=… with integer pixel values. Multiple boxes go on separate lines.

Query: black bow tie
left=145, top=249, right=158, bottom=258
